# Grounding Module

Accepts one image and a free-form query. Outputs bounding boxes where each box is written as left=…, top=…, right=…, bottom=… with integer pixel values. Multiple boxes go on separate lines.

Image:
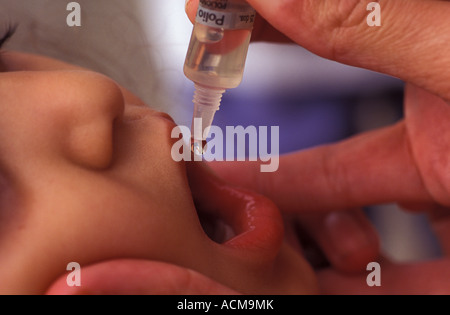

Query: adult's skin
left=187, top=0, right=450, bottom=294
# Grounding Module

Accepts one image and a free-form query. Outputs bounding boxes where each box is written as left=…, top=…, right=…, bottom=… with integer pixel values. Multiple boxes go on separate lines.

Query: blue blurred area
left=216, top=91, right=353, bottom=155
left=192, top=58, right=406, bottom=157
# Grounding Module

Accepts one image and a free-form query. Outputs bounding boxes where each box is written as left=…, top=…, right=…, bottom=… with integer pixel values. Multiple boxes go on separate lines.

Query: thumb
left=46, top=260, right=240, bottom=295
left=185, top=0, right=197, bottom=24
left=247, top=0, right=450, bottom=101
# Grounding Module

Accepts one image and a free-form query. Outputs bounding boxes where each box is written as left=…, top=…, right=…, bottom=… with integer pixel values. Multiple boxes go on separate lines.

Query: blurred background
left=1, top=0, right=442, bottom=263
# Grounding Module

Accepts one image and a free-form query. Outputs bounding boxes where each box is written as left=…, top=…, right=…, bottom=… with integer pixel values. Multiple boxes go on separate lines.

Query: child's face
left=0, top=51, right=317, bottom=294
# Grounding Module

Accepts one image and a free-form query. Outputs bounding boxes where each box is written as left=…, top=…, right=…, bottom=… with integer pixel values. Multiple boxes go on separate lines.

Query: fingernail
left=324, top=212, right=375, bottom=262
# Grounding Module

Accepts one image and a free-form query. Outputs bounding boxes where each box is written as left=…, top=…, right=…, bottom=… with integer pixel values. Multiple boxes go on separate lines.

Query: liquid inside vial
left=185, top=1, right=255, bottom=159
left=184, top=23, right=253, bottom=90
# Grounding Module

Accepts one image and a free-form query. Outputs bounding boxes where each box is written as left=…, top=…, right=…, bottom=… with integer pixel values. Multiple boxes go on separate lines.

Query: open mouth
left=186, top=161, right=284, bottom=256
left=195, top=201, right=237, bottom=244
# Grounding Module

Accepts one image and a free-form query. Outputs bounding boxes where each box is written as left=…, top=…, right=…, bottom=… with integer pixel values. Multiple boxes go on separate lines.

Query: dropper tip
left=191, top=137, right=208, bottom=156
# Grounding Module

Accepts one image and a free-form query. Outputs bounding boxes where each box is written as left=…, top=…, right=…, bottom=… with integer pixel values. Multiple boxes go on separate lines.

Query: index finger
left=211, top=122, right=434, bottom=213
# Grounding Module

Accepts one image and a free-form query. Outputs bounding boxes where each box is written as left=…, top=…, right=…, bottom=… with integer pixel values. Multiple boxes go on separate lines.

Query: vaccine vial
left=184, top=0, right=256, bottom=155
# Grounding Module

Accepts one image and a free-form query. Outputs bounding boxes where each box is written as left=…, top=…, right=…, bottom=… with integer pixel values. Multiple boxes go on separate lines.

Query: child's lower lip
left=187, top=162, right=284, bottom=259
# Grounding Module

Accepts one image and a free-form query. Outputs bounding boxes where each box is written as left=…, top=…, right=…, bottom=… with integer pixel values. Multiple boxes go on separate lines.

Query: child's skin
left=0, top=51, right=318, bottom=294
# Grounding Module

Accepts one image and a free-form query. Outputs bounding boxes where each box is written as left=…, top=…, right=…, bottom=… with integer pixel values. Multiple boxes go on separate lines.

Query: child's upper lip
left=186, top=161, right=284, bottom=261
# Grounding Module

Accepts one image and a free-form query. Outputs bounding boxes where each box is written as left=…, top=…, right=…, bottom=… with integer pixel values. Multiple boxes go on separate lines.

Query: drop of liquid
left=191, top=138, right=208, bottom=156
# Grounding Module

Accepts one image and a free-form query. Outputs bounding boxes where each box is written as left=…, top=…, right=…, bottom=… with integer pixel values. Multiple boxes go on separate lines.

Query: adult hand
left=273, top=0, right=448, bottom=100
left=319, top=199, right=450, bottom=295
left=187, top=0, right=449, bottom=100
left=186, top=0, right=450, bottom=294
left=211, top=87, right=450, bottom=294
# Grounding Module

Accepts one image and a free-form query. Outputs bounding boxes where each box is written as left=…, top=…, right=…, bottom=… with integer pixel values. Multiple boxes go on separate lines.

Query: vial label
left=196, top=4, right=256, bottom=30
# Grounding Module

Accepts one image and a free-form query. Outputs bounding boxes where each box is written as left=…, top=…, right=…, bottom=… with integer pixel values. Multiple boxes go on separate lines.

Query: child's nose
left=0, top=70, right=124, bottom=169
